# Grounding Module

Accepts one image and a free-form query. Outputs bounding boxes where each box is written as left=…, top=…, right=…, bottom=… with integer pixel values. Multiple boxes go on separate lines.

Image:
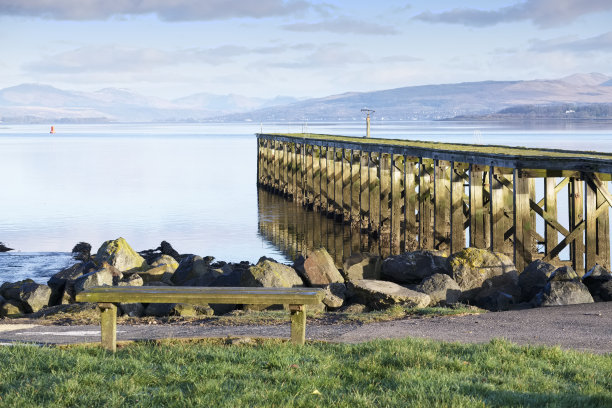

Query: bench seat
left=75, top=286, right=325, bottom=352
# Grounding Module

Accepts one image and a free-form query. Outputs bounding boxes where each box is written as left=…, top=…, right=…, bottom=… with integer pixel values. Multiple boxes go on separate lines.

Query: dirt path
left=1, top=302, right=611, bottom=354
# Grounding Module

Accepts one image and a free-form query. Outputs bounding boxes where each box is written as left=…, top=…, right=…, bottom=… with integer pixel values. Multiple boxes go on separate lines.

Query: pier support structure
left=257, top=133, right=612, bottom=273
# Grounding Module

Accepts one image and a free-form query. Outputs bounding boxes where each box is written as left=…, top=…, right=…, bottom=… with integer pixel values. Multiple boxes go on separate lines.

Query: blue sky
left=1, top=0, right=611, bottom=99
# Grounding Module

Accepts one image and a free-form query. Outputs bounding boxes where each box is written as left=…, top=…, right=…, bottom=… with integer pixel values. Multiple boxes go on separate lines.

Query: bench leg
left=98, top=303, right=117, bottom=352
left=289, top=304, right=306, bottom=345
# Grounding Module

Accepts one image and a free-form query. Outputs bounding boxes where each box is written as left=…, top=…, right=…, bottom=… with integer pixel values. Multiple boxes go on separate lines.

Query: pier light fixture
left=361, top=108, right=375, bottom=138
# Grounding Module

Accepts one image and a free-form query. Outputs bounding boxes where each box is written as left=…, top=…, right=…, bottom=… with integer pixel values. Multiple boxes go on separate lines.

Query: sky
left=1, top=0, right=612, bottom=100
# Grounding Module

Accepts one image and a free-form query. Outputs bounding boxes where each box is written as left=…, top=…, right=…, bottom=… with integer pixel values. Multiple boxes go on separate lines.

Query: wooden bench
left=75, top=286, right=325, bottom=352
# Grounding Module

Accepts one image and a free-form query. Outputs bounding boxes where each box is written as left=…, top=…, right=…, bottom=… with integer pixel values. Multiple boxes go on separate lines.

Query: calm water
left=2, top=120, right=612, bottom=284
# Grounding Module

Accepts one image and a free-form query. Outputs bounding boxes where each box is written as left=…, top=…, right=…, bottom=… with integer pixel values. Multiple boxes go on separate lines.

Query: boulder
left=538, top=281, right=594, bottom=306
left=170, top=255, right=212, bottom=286
left=381, top=250, right=448, bottom=284
left=71, top=242, right=92, bottom=262
left=415, top=273, right=461, bottom=306
left=343, top=252, right=381, bottom=281
left=47, top=262, right=96, bottom=305
left=582, top=264, right=612, bottom=299
left=170, top=303, right=214, bottom=317
left=0, top=280, right=52, bottom=313
left=294, top=249, right=344, bottom=286
left=95, top=237, right=148, bottom=273
left=322, top=283, right=347, bottom=309
left=338, top=303, right=369, bottom=314
left=17, top=283, right=52, bottom=313
left=447, top=248, right=517, bottom=299
left=144, top=303, right=174, bottom=317
left=0, top=300, right=24, bottom=317
left=475, top=290, right=516, bottom=311
left=347, top=279, right=431, bottom=310
left=600, top=281, right=612, bottom=301
left=518, top=260, right=556, bottom=302
left=549, top=266, right=580, bottom=282
left=159, top=241, right=181, bottom=262
left=241, top=259, right=303, bottom=288
left=139, top=255, right=179, bottom=283
left=0, top=242, right=13, bottom=252
left=73, top=267, right=114, bottom=294
left=119, top=274, right=144, bottom=287
left=119, top=303, right=145, bottom=317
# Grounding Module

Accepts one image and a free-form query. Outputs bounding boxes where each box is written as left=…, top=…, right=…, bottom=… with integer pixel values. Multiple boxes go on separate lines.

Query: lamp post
left=361, top=108, right=374, bottom=138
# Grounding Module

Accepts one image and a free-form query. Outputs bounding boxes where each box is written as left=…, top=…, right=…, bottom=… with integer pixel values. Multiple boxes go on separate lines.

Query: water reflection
left=257, top=188, right=389, bottom=266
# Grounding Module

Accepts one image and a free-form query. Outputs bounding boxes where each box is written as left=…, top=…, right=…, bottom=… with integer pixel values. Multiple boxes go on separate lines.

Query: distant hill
left=214, top=73, right=612, bottom=122
left=450, top=103, right=612, bottom=121
left=1, top=73, right=611, bottom=123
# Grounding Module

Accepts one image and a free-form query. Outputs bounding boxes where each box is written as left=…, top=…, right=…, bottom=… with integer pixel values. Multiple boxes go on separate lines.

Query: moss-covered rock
left=95, top=237, right=148, bottom=273
left=381, top=250, right=448, bottom=284
left=416, top=273, right=461, bottom=306
left=139, top=255, right=179, bottom=283
left=347, top=279, right=430, bottom=310
left=343, top=252, right=381, bottom=281
left=241, top=259, right=303, bottom=288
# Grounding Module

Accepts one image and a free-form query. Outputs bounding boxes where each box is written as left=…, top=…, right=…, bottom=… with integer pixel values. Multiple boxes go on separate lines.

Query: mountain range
left=1, top=73, right=611, bottom=123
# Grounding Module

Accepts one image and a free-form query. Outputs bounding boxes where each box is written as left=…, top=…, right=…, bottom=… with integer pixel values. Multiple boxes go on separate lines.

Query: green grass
left=1, top=337, right=610, bottom=407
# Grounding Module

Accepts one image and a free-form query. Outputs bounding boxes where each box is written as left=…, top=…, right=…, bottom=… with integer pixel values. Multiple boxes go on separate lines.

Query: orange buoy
left=50, top=126, right=55, bottom=134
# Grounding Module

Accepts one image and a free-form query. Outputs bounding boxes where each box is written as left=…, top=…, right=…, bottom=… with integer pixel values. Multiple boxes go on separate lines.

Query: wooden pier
left=256, top=133, right=612, bottom=274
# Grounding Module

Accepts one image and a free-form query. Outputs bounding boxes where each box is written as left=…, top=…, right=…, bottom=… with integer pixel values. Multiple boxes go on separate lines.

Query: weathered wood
left=489, top=168, right=505, bottom=253
left=514, top=170, right=533, bottom=272
left=351, top=150, right=361, bottom=226
left=289, top=304, right=306, bottom=345
left=586, top=179, right=598, bottom=271
left=569, top=177, right=585, bottom=274
left=404, top=157, right=418, bottom=251
left=343, top=149, right=352, bottom=221
left=434, top=160, right=451, bottom=254
left=360, top=150, right=370, bottom=230
left=99, top=303, right=117, bottom=352
left=450, top=162, right=466, bottom=253
left=391, top=155, right=402, bottom=253
left=470, top=165, right=486, bottom=249
left=313, top=146, right=321, bottom=210
left=544, top=177, right=558, bottom=258
left=327, top=146, right=335, bottom=214
left=596, top=178, right=611, bottom=269
left=419, top=159, right=434, bottom=250
left=369, top=152, right=380, bottom=235
left=380, top=153, right=391, bottom=248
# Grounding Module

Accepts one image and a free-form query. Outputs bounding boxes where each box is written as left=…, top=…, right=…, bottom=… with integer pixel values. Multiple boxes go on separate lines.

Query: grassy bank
left=1, top=337, right=610, bottom=407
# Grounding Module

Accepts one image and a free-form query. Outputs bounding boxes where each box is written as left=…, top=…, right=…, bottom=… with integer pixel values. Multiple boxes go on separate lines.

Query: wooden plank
left=391, top=155, right=402, bottom=252
left=586, top=179, right=597, bottom=271
left=404, top=157, right=418, bottom=251
left=351, top=150, right=361, bottom=226
left=419, top=159, right=434, bottom=249
left=544, top=177, right=558, bottom=258
left=327, top=146, right=335, bottom=215
left=335, top=148, right=343, bottom=219
left=289, top=304, right=306, bottom=345
left=370, top=152, right=380, bottom=236
left=313, top=146, right=321, bottom=210
left=450, top=162, right=466, bottom=254
left=514, top=170, right=533, bottom=272
left=434, top=160, right=450, bottom=254
left=99, top=303, right=117, bottom=352
left=569, top=177, right=585, bottom=275
left=343, top=149, right=352, bottom=221
left=360, top=150, right=370, bottom=230
left=380, top=153, right=391, bottom=246
left=529, top=200, right=570, bottom=237
left=596, top=177, right=611, bottom=269
left=489, top=168, right=505, bottom=253
left=469, top=165, right=486, bottom=248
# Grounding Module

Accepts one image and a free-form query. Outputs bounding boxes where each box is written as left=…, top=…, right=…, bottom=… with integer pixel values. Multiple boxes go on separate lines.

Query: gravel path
left=1, top=302, right=611, bottom=354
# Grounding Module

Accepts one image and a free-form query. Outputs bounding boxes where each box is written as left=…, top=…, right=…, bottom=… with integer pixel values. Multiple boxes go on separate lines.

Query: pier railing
left=256, top=133, right=612, bottom=273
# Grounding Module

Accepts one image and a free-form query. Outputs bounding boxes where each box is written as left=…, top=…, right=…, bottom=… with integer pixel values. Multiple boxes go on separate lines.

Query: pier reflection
left=257, top=188, right=390, bottom=266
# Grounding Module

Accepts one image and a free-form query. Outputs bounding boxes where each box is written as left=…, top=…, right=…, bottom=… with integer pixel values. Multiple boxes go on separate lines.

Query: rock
left=71, top=242, right=92, bottom=261
left=600, top=281, right=612, bottom=301
left=539, top=281, right=594, bottom=306
left=582, top=264, right=612, bottom=299
left=518, top=260, right=556, bottom=302
left=0, top=300, right=24, bottom=317
left=241, top=259, right=303, bottom=288
left=118, top=274, right=144, bottom=287
left=0, top=242, right=13, bottom=252
left=18, top=283, right=52, bottom=313
left=144, top=303, right=174, bottom=317
left=158, top=241, right=181, bottom=262
left=381, top=250, right=448, bottom=284
left=47, top=262, right=96, bottom=305
left=475, top=290, right=516, bottom=311
left=343, top=252, right=381, bottom=281
left=119, top=303, right=145, bottom=317
left=95, top=237, right=148, bottom=273
left=549, top=266, right=580, bottom=282
left=139, top=255, right=179, bottom=283
left=347, top=279, right=431, bottom=310
left=169, top=303, right=214, bottom=317
left=416, top=273, right=461, bottom=306
left=322, top=283, right=346, bottom=309
left=73, top=266, right=114, bottom=294
left=338, top=303, right=369, bottom=314
left=447, top=248, right=517, bottom=300
left=294, top=249, right=344, bottom=286
left=0, top=280, right=52, bottom=313
left=170, top=255, right=211, bottom=286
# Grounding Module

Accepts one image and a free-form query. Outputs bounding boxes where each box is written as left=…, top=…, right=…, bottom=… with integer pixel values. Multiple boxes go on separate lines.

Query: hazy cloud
left=283, top=17, right=398, bottom=35
left=530, top=31, right=612, bottom=53
left=0, top=0, right=310, bottom=21
left=274, top=43, right=370, bottom=68
left=413, top=0, right=612, bottom=28
left=381, top=55, right=422, bottom=63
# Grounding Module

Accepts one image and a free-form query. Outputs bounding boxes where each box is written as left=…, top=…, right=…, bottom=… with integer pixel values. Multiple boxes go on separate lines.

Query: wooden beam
left=434, top=160, right=451, bottom=254
left=404, top=157, right=418, bottom=251
left=450, top=162, right=466, bottom=254
left=514, top=170, right=533, bottom=272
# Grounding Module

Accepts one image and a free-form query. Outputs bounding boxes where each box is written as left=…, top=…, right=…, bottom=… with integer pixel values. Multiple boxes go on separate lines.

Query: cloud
left=381, top=55, right=422, bottom=63
left=413, top=0, right=612, bottom=28
left=283, top=17, right=398, bottom=35
left=273, top=43, right=370, bottom=68
left=0, top=0, right=310, bottom=21
left=530, top=31, right=612, bottom=53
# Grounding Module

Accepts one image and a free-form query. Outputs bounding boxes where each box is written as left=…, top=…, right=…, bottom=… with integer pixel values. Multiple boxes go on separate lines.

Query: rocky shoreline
left=1, top=237, right=611, bottom=319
